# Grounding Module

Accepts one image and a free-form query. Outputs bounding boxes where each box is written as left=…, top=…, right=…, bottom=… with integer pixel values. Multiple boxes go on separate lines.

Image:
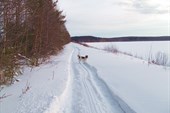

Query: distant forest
left=0, top=0, right=70, bottom=85
left=71, top=36, right=170, bottom=42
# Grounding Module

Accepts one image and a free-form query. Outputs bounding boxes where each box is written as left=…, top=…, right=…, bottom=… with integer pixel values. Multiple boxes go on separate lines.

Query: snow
left=87, top=41, right=170, bottom=66
left=0, top=45, right=73, bottom=113
left=76, top=42, right=169, bottom=113
left=0, top=42, right=169, bottom=113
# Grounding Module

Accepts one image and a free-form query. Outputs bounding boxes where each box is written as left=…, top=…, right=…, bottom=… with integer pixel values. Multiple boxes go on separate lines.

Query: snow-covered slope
left=0, top=42, right=169, bottom=113
left=0, top=45, right=74, bottom=113
left=87, top=41, right=170, bottom=66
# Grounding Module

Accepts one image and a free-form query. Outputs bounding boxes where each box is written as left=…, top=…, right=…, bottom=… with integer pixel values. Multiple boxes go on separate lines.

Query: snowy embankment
left=0, top=45, right=74, bottom=113
left=0, top=42, right=169, bottom=113
left=87, top=41, right=170, bottom=66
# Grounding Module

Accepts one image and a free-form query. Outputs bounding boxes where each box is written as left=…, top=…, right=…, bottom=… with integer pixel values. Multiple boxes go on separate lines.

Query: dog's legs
left=77, top=55, right=80, bottom=63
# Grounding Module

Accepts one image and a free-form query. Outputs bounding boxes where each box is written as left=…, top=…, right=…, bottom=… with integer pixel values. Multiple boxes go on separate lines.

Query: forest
left=0, top=0, right=70, bottom=85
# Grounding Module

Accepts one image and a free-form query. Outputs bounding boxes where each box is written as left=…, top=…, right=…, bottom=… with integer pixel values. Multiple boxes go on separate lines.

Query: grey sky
left=58, top=0, right=169, bottom=37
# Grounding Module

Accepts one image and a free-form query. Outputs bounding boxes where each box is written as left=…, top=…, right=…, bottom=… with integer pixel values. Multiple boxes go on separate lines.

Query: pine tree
left=0, top=0, right=70, bottom=84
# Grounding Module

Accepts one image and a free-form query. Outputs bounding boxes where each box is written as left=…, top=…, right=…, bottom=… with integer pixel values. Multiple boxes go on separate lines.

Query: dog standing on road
left=78, top=55, right=88, bottom=63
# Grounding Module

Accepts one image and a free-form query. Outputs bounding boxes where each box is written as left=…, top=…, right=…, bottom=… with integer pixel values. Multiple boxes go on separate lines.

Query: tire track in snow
left=79, top=64, right=102, bottom=113
left=72, top=61, right=106, bottom=113
left=71, top=47, right=136, bottom=113
left=72, top=52, right=114, bottom=113
left=82, top=63, right=136, bottom=113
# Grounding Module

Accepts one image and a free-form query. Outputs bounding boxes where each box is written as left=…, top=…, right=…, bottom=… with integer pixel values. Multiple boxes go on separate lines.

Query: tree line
left=0, top=0, right=70, bottom=84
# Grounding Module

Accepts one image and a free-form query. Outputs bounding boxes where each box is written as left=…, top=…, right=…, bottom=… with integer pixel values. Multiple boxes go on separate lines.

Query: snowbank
left=0, top=44, right=73, bottom=113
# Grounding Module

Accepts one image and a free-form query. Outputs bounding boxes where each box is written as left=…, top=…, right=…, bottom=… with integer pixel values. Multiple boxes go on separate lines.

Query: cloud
left=117, top=0, right=169, bottom=14
left=132, top=0, right=168, bottom=14
left=58, top=0, right=169, bottom=37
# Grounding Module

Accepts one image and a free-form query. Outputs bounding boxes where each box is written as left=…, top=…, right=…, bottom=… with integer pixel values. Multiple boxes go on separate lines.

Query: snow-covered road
left=69, top=47, right=136, bottom=113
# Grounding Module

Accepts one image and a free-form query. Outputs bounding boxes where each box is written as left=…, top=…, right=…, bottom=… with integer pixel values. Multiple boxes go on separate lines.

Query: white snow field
left=0, top=42, right=169, bottom=113
left=87, top=41, right=170, bottom=66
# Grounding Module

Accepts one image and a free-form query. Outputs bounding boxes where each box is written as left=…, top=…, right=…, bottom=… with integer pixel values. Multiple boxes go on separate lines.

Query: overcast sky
left=58, top=0, right=169, bottom=37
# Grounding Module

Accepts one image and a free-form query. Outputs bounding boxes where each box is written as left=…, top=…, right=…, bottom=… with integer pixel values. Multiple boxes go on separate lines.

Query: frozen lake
left=87, top=41, right=170, bottom=66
